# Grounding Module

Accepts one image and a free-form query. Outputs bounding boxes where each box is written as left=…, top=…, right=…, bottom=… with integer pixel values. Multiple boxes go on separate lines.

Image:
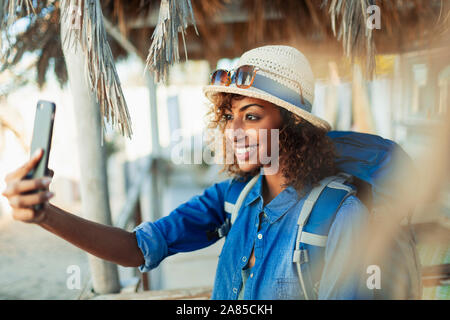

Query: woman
left=2, top=45, right=370, bottom=299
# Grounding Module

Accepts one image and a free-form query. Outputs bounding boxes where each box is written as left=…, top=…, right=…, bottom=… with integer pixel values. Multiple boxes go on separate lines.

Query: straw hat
left=203, top=45, right=331, bottom=131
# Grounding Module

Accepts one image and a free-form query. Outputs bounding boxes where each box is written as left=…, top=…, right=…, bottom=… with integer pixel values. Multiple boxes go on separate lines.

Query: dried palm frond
left=2, top=0, right=447, bottom=97
left=0, top=0, right=35, bottom=64
left=324, top=0, right=376, bottom=78
left=0, top=0, right=35, bottom=30
left=145, top=0, right=198, bottom=83
left=60, top=0, right=132, bottom=138
left=1, top=2, right=67, bottom=88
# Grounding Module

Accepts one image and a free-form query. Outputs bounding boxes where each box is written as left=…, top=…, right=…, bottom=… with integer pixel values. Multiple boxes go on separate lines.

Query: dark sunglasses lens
left=211, top=70, right=230, bottom=86
left=235, top=65, right=256, bottom=88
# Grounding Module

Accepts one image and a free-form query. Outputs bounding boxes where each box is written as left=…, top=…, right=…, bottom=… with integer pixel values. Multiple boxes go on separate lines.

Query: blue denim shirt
left=134, top=173, right=372, bottom=300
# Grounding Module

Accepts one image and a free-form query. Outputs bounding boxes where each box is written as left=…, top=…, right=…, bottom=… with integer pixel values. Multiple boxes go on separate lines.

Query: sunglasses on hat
left=210, top=65, right=304, bottom=102
left=210, top=65, right=262, bottom=89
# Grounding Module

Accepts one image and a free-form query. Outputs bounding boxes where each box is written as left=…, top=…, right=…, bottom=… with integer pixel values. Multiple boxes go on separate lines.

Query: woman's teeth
left=235, top=145, right=258, bottom=155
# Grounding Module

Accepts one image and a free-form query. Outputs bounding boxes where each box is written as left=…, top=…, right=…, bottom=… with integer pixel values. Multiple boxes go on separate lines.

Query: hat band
left=250, top=73, right=312, bottom=113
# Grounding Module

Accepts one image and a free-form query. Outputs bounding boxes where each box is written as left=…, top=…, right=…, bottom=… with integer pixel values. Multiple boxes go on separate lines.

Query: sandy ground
left=0, top=215, right=90, bottom=300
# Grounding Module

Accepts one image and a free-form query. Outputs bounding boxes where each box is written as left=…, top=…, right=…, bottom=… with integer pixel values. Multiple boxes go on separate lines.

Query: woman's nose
left=225, top=120, right=247, bottom=144
left=225, top=117, right=241, bottom=135
left=225, top=127, right=246, bottom=143
left=228, top=116, right=242, bottom=131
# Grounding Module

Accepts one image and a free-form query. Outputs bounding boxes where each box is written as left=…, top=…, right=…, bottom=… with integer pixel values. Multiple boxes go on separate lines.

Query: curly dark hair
left=207, top=93, right=337, bottom=194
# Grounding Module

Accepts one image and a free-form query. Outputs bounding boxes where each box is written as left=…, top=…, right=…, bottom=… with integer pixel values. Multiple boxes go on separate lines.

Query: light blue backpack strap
left=297, top=172, right=354, bottom=246
left=209, top=174, right=260, bottom=240
left=327, top=172, right=354, bottom=192
left=293, top=175, right=340, bottom=299
left=230, top=173, right=260, bottom=225
left=224, top=201, right=235, bottom=216
left=293, top=173, right=355, bottom=300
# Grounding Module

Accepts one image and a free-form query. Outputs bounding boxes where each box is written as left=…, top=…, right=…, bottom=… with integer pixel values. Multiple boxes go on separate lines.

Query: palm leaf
left=60, top=0, right=132, bottom=138
left=325, top=0, right=376, bottom=78
left=145, top=0, right=198, bottom=83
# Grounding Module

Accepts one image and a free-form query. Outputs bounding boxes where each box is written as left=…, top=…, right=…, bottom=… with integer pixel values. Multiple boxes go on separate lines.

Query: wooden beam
left=103, top=16, right=146, bottom=62
left=128, top=1, right=282, bottom=29
left=92, top=286, right=212, bottom=300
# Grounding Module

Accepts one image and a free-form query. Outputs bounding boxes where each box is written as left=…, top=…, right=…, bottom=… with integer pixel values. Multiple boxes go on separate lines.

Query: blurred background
left=0, top=0, right=448, bottom=300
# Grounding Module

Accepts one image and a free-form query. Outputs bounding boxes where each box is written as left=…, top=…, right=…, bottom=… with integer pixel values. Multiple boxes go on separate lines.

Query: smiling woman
left=2, top=45, right=382, bottom=300
left=207, top=92, right=337, bottom=194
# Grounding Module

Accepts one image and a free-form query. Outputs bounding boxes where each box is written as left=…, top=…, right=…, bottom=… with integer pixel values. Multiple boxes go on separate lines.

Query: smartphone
left=24, top=100, right=56, bottom=210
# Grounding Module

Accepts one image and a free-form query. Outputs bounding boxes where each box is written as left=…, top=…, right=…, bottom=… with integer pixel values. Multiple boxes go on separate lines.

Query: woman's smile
left=234, top=143, right=258, bottom=161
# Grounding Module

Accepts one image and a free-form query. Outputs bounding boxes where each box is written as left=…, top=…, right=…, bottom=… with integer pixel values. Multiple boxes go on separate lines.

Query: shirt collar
left=243, top=171, right=264, bottom=207
left=263, top=186, right=300, bottom=223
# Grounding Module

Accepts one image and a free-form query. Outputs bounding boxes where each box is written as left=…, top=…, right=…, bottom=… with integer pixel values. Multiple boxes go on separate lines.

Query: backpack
left=211, top=131, right=422, bottom=299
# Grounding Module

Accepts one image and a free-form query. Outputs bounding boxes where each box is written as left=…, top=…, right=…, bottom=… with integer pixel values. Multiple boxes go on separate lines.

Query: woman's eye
left=245, top=114, right=260, bottom=121
left=223, top=114, right=233, bottom=121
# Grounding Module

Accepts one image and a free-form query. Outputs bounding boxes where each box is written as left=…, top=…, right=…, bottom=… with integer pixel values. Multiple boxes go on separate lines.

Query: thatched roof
left=1, top=0, right=448, bottom=137
left=2, top=0, right=448, bottom=87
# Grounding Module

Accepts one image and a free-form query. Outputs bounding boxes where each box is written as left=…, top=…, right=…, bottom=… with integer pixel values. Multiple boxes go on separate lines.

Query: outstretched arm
left=40, top=204, right=144, bottom=267
left=2, top=149, right=144, bottom=268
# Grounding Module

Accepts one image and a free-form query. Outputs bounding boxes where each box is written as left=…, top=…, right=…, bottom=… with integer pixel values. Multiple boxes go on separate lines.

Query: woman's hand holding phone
left=2, top=148, right=144, bottom=268
left=2, top=148, right=55, bottom=224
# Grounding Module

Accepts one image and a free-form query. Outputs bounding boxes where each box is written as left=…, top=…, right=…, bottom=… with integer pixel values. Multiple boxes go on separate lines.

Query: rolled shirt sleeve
left=318, top=195, right=374, bottom=299
left=133, top=179, right=231, bottom=272
left=134, top=222, right=168, bottom=272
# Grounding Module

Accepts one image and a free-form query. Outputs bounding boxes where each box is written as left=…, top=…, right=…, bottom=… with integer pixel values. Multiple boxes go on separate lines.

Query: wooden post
left=146, top=73, right=162, bottom=224
left=145, top=73, right=164, bottom=290
left=147, top=73, right=161, bottom=156
left=134, top=203, right=149, bottom=291
left=61, top=14, right=121, bottom=294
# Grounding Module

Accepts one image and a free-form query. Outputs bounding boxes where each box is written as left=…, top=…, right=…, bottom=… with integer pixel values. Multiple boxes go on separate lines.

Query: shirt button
left=250, top=273, right=254, bottom=278
left=242, top=256, right=247, bottom=262
left=257, top=233, right=263, bottom=240
left=233, top=288, right=238, bottom=293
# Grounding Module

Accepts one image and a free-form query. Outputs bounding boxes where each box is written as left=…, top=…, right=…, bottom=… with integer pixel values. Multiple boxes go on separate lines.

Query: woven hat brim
left=203, top=85, right=332, bottom=132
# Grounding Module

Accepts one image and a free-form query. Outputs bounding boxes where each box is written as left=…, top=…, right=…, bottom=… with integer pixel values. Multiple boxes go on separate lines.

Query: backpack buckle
left=217, top=218, right=231, bottom=237
left=293, top=249, right=309, bottom=264
left=206, top=218, right=231, bottom=240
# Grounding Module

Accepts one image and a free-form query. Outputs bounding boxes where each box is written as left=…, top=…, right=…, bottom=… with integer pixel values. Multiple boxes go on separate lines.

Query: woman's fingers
left=11, top=207, right=46, bottom=223
left=12, top=207, right=35, bottom=221
left=8, top=190, right=54, bottom=209
left=43, top=169, right=54, bottom=190
left=2, top=177, right=51, bottom=197
left=1, top=150, right=54, bottom=224
left=5, top=149, right=43, bottom=182
left=47, top=168, right=54, bottom=178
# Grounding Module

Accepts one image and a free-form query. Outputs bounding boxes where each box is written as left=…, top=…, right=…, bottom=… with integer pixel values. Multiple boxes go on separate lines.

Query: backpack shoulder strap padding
left=224, top=201, right=234, bottom=215
left=294, top=172, right=355, bottom=250
left=293, top=172, right=355, bottom=300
